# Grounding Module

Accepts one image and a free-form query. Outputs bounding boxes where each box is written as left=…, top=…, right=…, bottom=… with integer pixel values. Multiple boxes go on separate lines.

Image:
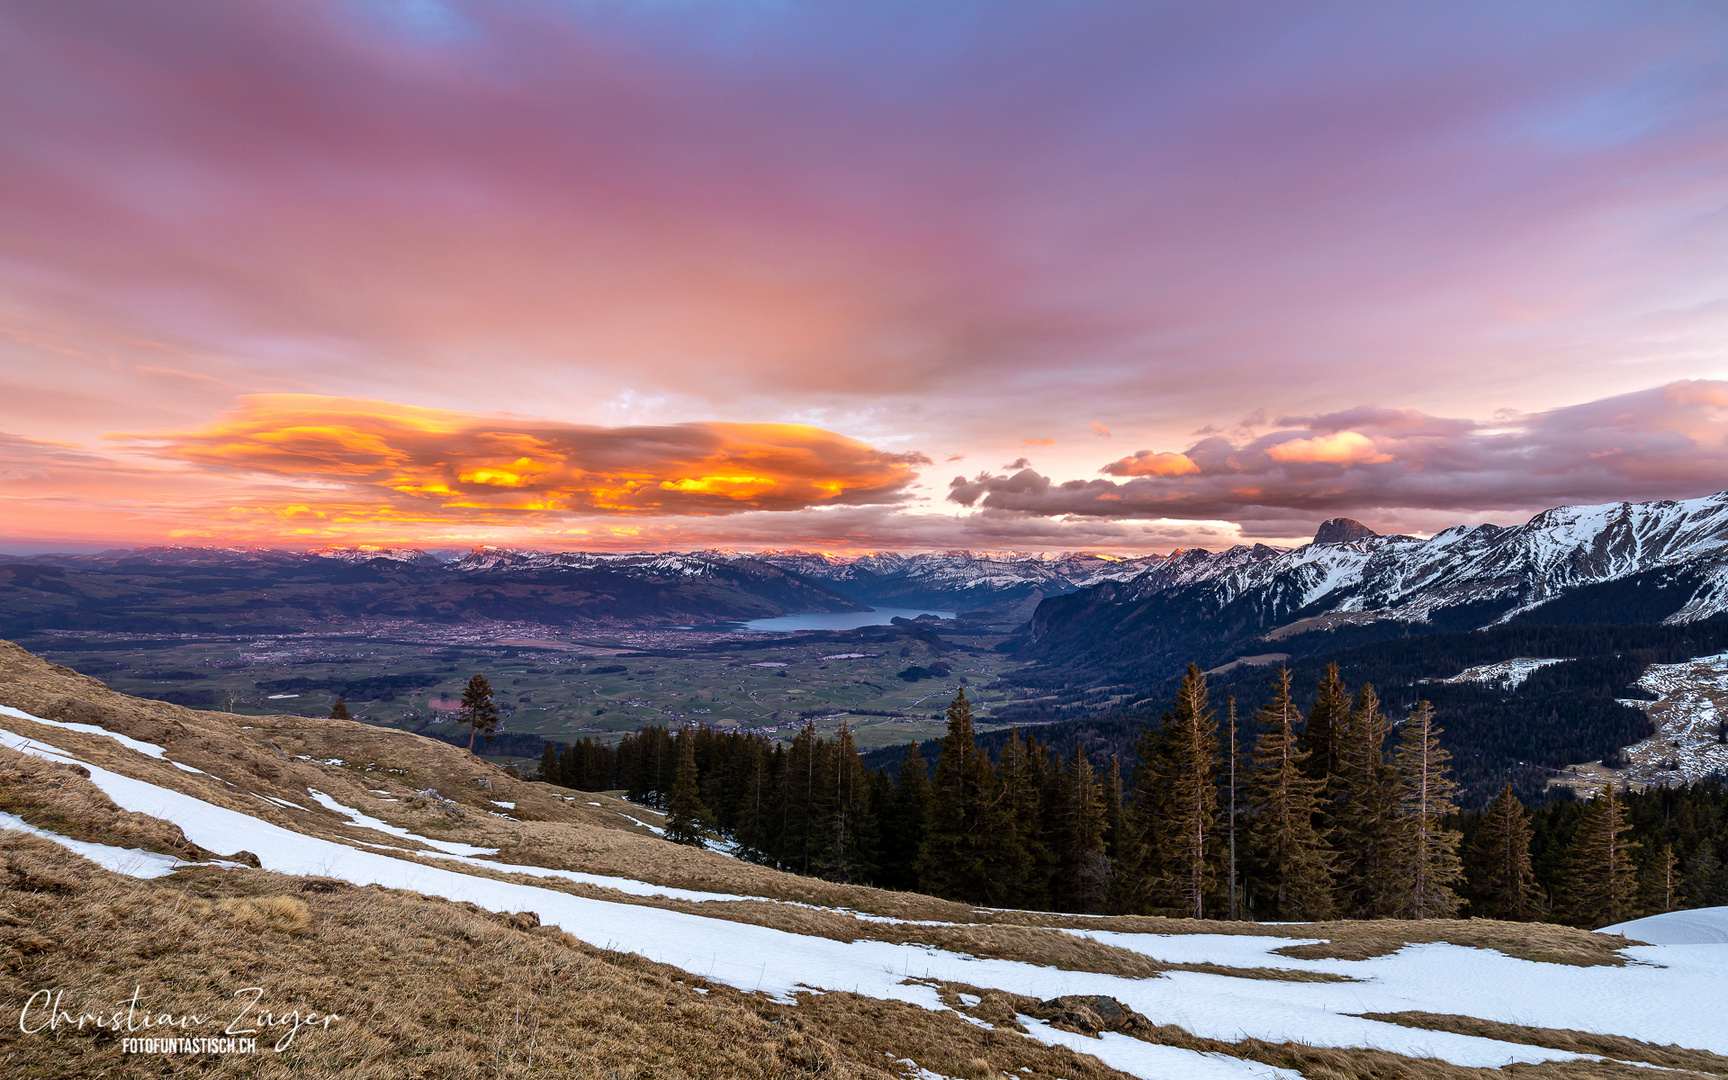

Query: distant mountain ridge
left=748, top=548, right=1171, bottom=609
left=0, top=546, right=865, bottom=634
left=1024, top=492, right=1728, bottom=679
left=16, top=544, right=1177, bottom=615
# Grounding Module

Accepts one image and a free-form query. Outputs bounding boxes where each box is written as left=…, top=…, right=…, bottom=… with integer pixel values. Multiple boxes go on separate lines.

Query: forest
left=536, top=664, right=1723, bottom=927
left=911, top=620, right=1728, bottom=808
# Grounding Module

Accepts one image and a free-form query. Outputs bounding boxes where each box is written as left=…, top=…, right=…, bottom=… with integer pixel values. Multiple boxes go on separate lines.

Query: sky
left=2, top=0, right=1727, bottom=555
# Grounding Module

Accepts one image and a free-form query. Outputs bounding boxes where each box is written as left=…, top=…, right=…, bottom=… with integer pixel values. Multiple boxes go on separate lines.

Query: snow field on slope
left=5, top=713, right=1728, bottom=1076
left=1600, top=907, right=1728, bottom=945
left=1612, top=651, right=1728, bottom=783
left=1431, top=658, right=1571, bottom=691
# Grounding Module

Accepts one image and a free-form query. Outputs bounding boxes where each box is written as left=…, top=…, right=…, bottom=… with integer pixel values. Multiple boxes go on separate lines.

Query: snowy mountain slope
left=1027, top=493, right=1728, bottom=675
left=3, top=652, right=1726, bottom=1078
left=752, top=549, right=1171, bottom=608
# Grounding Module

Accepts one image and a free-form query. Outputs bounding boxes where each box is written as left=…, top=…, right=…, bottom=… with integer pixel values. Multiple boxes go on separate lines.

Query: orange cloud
left=1102, top=450, right=1201, bottom=477
left=125, top=396, right=929, bottom=521
left=1089, top=422, right=1111, bottom=437
left=1264, top=430, right=1392, bottom=466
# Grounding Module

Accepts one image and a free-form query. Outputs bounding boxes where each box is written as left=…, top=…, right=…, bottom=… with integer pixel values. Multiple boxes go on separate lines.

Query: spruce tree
left=1055, top=743, right=1110, bottom=913
left=1246, top=666, right=1335, bottom=921
left=1467, top=782, right=1542, bottom=921
left=1102, top=755, right=1139, bottom=914
left=1225, top=697, right=1239, bottom=920
left=459, top=674, right=501, bottom=753
left=1300, top=663, right=1351, bottom=795
left=878, top=742, right=930, bottom=890
left=537, top=741, right=560, bottom=785
left=1639, top=843, right=1682, bottom=917
left=731, top=736, right=775, bottom=863
left=1126, top=707, right=1174, bottom=912
left=995, top=728, right=1046, bottom=908
left=1391, top=701, right=1463, bottom=919
left=1557, top=782, right=1641, bottom=927
left=917, top=689, right=997, bottom=903
left=820, top=723, right=876, bottom=883
left=665, top=727, right=709, bottom=846
left=779, top=721, right=833, bottom=874
left=1332, top=684, right=1400, bottom=918
left=1158, top=664, right=1219, bottom=919
left=328, top=697, right=350, bottom=721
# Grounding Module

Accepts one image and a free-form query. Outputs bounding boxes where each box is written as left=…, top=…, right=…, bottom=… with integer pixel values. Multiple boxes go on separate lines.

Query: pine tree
left=917, top=689, right=998, bottom=903
left=459, top=674, right=501, bottom=753
left=1102, top=755, right=1139, bottom=914
left=879, top=742, right=930, bottom=890
left=1300, top=663, right=1351, bottom=795
left=1126, top=708, right=1174, bottom=912
left=1390, top=701, right=1463, bottom=919
left=537, top=740, right=560, bottom=785
left=1245, top=666, right=1335, bottom=920
left=731, top=736, right=776, bottom=863
left=1467, top=782, right=1542, bottom=921
left=779, top=721, right=833, bottom=874
left=1557, top=782, right=1641, bottom=927
left=328, top=697, right=350, bottom=721
left=995, top=728, right=1046, bottom=908
left=1225, top=697, right=1239, bottom=920
left=820, top=722, right=876, bottom=883
left=1156, top=664, right=1219, bottom=919
left=1055, top=743, right=1110, bottom=913
left=1332, top=684, right=1401, bottom=918
left=665, top=727, right=709, bottom=846
left=1639, top=843, right=1682, bottom=917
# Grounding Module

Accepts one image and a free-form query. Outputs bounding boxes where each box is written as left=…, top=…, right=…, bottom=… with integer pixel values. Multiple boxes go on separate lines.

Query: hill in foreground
left=1, top=640, right=1725, bottom=1079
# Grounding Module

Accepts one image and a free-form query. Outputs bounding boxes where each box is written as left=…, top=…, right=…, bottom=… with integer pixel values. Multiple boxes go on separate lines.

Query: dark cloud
left=950, top=382, right=1728, bottom=519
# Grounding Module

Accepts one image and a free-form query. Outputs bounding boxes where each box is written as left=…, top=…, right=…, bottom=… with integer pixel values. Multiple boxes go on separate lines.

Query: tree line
left=537, top=663, right=1715, bottom=926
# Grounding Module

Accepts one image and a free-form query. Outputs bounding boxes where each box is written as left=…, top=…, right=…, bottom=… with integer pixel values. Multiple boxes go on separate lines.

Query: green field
left=25, top=626, right=1030, bottom=751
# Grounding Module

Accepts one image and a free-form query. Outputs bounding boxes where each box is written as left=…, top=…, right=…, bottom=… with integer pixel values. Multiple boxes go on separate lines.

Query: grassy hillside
left=1, top=639, right=1724, bottom=1079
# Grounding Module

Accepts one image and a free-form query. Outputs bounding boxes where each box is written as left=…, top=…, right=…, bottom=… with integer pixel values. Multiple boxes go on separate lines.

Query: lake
left=740, top=607, right=956, bottom=633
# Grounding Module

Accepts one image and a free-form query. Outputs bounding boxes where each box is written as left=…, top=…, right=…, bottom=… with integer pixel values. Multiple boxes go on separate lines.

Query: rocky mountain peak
left=1313, top=518, right=1380, bottom=545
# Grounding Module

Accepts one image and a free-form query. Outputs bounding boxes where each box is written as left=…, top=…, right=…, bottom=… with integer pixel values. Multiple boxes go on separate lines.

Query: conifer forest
left=538, top=663, right=1728, bottom=928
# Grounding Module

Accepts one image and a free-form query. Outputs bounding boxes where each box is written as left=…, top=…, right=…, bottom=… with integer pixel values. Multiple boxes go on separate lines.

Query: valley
left=18, top=619, right=1033, bottom=763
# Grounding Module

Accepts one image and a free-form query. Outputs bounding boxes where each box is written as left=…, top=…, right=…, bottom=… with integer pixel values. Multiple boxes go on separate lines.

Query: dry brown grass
left=984, top=911, right=1637, bottom=968
left=1268, top=919, right=1635, bottom=967
left=1357, top=1012, right=1728, bottom=1074
left=934, top=982, right=1725, bottom=1080
left=0, top=747, right=209, bottom=861
left=0, top=832, right=936, bottom=1079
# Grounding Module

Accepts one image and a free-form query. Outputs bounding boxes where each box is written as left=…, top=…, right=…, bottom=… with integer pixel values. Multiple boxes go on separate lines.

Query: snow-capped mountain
left=751, top=549, right=1169, bottom=609
left=1027, top=493, right=1728, bottom=673
left=309, top=545, right=445, bottom=567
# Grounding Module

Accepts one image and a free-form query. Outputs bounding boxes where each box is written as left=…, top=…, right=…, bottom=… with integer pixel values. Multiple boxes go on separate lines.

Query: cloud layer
left=950, top=381, right=1728, bottom=524
left=2, top=5, right=1727, bottom=551
left=136, top=396, right=927, bottom=518
left=2, top=1, right=1726, bottom=467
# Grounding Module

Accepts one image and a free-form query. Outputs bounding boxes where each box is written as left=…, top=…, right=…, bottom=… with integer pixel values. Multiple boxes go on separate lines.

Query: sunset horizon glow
left=4, top=2, right=1727, bottom=556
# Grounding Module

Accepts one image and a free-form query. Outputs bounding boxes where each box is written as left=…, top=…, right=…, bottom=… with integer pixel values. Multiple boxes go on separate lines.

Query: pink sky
left=3, top=1, right=1727, bottom=553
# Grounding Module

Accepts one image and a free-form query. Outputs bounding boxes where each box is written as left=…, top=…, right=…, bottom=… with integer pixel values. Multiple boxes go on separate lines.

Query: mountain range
left=1020, top=492, right=1728, bottom=680
left=5, top=493, right=1728, bottom=650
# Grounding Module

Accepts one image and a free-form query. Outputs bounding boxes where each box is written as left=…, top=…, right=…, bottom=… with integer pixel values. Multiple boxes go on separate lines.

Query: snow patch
left=303, top=789, right=498, bottom=856
left=0, top=704, right=169, bottom=760
left=1600, top=906, right=1728, bottom=945
left=0, top=810, right=184, bottom=879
